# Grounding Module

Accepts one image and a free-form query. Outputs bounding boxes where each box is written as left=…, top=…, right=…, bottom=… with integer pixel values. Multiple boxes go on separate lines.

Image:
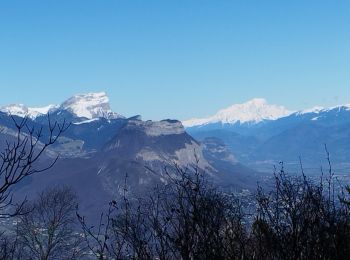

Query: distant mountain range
left=0, top=92, right=123, bottom=120
left=2, top=94, right=349, bottom=173
left=184, top=99, right=350, bottom=172
left=2, top=93, right=350, bottom=218
left=0, top=92, right=257, bottom=219
left=183, top=98, right=292, bottom=127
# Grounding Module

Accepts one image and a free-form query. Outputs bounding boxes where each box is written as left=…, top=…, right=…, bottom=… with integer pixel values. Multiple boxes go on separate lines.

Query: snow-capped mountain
left=186, top=99, right=350, bottom=172
left=183, top=98, right=292, bottom=127
left=61, top=92, right=122, bottom=119
left=0, top=104, right=58, bottom=118
left=297, top=104, right=350, bottom=116
left=0, top=92, right=124, bottom=120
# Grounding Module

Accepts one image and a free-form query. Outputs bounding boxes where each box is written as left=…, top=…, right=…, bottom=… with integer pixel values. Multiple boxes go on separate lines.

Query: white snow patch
left=73, top=118, right=100, bottom=125
left=299, top=106, right=325, bottom=115
left=297, top=104, right=350, bottom=115
left=29, top=104, right=58, bottom=115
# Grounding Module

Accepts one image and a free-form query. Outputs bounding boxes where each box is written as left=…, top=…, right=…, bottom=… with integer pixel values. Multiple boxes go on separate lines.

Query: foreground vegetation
left=0, top=162, right=349, bottom=260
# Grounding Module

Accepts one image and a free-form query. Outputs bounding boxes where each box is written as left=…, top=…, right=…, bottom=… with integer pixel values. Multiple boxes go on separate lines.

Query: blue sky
left=0, top=0, right=350, bottom=120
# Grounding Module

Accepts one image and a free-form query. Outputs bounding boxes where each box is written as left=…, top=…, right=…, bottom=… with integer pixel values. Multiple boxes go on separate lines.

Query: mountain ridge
left=183, top=98, right=292, bottom=127
left=0, top=92, right=124, bottom=120
left=183, top=98, right=350, bottom=128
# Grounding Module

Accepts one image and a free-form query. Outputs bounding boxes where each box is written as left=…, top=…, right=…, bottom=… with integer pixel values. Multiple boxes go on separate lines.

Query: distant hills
left=184, top=99, right=350, bottom=172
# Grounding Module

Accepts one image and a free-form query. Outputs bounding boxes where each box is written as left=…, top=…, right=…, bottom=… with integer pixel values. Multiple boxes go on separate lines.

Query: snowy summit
left=0, top=92, right=124, bottom=120
left=0, top=104, right=58, bottom=119
left=61, top=92, right=123, bottom=119
left=183, top=98, right=292, bottom=127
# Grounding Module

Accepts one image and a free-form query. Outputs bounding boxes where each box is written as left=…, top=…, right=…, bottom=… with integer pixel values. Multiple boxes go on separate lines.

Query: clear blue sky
left=0, top=0, right=350, bottom=120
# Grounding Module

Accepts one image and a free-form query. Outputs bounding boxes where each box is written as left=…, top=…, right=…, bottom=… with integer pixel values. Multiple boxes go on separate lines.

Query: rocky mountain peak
left=0, top=92, right=124, bottom=120
left=61, top=92, right=123, bottom=119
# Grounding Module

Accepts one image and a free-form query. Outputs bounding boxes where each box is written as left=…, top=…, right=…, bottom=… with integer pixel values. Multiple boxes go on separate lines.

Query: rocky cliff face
left=104, top=119, right=211, bottom=170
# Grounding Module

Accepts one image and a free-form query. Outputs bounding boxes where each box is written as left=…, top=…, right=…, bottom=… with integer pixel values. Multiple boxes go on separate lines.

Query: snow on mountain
left=61, top=92, right=123, bottom=119
left=0, top=104, right=29, bottom=117
left=183, top=98, right=292, bottom=127
left=299, top=106, right=325, bottom=115
left=296, top=104, right=350, bottom=116
left=0, top=104, right=58, bottom=118
left=1, top=92, right=124, bottom=120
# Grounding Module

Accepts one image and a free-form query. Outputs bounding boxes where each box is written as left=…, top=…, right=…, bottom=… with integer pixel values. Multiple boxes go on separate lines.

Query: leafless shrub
left=251, top=155, right=350, bottom=260
left=78, top=164, right=247, bottom=259
left=0, top=115, right=69, bottom=218
left=17, top=186, right=84, bottom=260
